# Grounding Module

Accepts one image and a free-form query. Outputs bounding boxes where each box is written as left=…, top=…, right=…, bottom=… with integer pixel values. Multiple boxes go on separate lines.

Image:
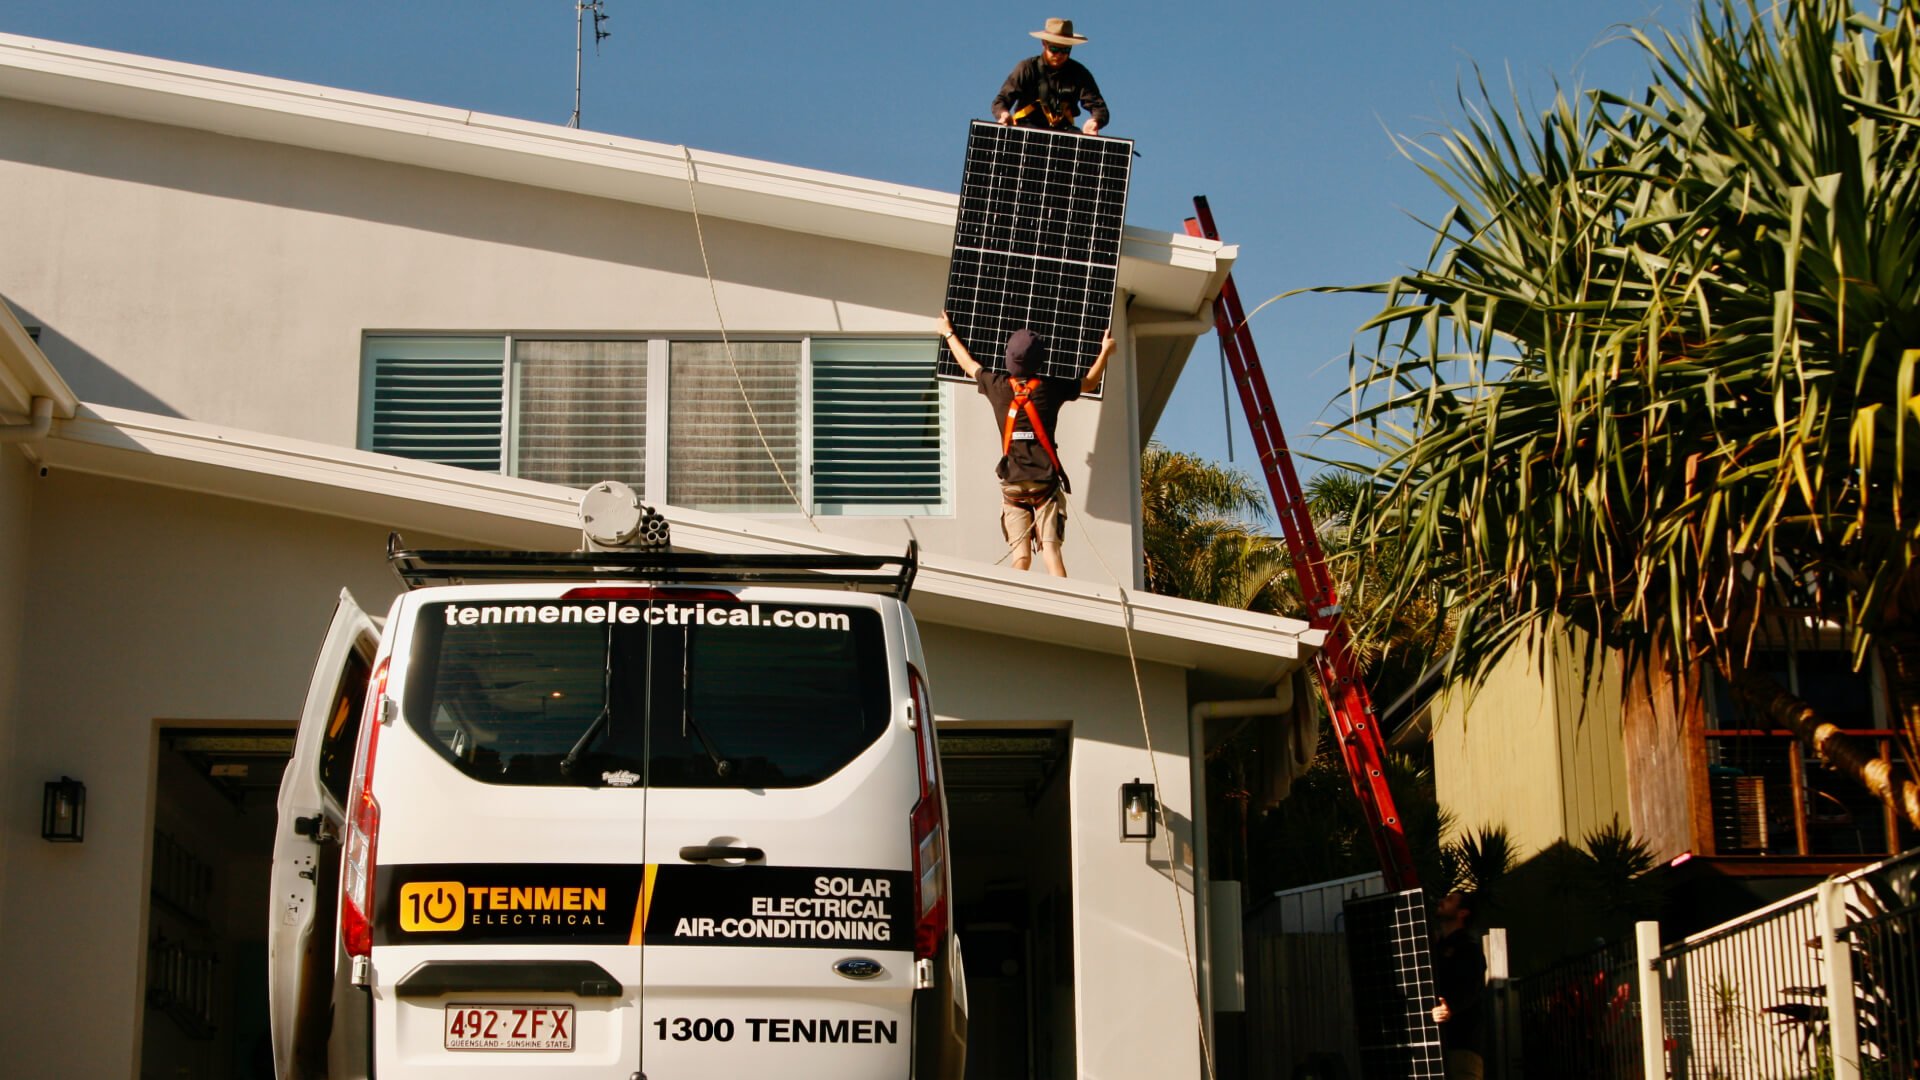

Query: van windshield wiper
left=559, top=626, right=617, bottom=777
left=680, top=626, right=731, bottom=777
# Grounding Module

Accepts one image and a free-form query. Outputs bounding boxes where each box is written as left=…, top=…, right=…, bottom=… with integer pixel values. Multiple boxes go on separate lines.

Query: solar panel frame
left=938, top=121, right=1133, bottom=390
left=1343, top=888, right=1447, bottom=1079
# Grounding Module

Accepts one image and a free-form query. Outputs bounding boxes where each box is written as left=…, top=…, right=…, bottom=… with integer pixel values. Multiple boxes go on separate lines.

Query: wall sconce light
left=1120, top=778, right=1156, bottom=841
left=42, top=776, right=86, bottom=843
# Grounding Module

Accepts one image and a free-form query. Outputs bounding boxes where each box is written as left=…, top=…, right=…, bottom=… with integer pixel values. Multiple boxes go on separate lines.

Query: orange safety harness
left=1002, top=377, right=1070, bottom=495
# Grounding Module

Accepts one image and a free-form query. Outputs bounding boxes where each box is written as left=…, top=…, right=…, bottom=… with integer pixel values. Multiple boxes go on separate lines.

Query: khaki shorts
left=1000, top=481, right=1066, bottom=546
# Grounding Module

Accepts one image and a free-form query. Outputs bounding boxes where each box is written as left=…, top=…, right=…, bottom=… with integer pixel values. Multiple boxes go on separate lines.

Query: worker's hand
left=1082, top=118, right=1101, bottom=136
left=1432, top=998, right=1451, bottom=1025
left=935, top=313, right=953, bottom=338
left=1101, top=327, right=1114, bottom=350
left=995, top=110, right=1012, bottom=125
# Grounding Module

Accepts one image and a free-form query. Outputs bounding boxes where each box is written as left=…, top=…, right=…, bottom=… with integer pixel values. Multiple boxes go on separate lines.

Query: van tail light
left=341, top=657, right=389, bottom=958
left=907, top=665, right=949, bottom=961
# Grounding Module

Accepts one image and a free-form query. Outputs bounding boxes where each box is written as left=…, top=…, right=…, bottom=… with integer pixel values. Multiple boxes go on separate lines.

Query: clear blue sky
left=0, top=0, right=1674, bottom=471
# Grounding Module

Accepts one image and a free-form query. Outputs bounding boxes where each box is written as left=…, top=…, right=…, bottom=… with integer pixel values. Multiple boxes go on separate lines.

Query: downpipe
left=0, top=396, right=53, bottom=443
left=1187, top=675, right=1300, bottom=1067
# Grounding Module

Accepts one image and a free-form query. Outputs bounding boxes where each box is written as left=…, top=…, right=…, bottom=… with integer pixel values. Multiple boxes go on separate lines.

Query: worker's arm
left=992, top=58, right=1032, bottom=124
left=936, top=313, right=983, bottom=378
left=1077, top=63, right=1110, bottom=134
left=1080, top=327, right=1116, bottom=392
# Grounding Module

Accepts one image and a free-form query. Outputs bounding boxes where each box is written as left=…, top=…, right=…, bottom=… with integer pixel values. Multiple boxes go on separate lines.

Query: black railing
left=1514, top=939, right=1643, bottom=1080
left=1842, top=898, right=1920, bottom=1078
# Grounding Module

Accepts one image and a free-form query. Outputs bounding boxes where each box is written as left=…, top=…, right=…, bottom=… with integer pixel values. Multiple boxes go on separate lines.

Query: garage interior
left=940, top=727, right=1076, bottom=1080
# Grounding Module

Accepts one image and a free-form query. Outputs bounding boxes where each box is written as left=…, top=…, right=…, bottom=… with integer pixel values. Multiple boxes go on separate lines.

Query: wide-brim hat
left=1030, top=18, right=1089, bottom=46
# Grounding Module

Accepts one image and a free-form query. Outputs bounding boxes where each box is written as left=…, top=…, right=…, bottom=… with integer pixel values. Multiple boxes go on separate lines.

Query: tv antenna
left=568, top=0, right=611, bottom=129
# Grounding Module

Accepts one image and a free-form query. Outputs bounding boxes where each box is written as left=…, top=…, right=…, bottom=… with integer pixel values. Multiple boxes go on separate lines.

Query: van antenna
left=567, top=0, right=612, bottom=129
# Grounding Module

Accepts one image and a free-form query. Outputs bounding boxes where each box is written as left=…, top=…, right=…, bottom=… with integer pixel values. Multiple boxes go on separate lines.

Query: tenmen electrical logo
left=399, top=881, right=465, bottom=932
left=398, top=880, right=611, bottom=932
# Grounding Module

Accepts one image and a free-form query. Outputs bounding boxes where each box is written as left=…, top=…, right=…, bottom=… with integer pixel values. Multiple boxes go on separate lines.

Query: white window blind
left=362, top=337, right=505, bottom=471
left=811, top=339, right=950, bottom=515
left=666, top=341, right=802, bottom=512
left=512, top=340, right=647, bottom=489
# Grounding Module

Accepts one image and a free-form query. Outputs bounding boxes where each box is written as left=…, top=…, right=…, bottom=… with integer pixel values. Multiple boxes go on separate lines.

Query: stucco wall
left=0, top=97, right=1141, bottom=579
left=0, top=446, right=34, bottom=933
left=920, top=623, right=1201, bottom=1080
left=0, top=471, right=422, bottom=1079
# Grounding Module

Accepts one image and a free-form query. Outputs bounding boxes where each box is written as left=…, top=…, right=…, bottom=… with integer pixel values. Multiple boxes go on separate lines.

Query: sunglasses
left=1044, top=43, right=1071, bottom=55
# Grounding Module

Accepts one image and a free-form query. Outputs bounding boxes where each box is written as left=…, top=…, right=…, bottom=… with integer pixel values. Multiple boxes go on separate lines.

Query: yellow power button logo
left=399, top=882, right=465, bottom=931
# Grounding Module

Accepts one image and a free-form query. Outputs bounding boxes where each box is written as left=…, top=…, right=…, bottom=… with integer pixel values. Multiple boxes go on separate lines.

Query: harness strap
left=1002, top=378, right=1067, bottom=480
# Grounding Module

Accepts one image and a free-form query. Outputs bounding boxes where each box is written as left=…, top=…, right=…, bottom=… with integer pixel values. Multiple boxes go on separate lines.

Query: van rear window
left=403, top=600, right=890, bottom=788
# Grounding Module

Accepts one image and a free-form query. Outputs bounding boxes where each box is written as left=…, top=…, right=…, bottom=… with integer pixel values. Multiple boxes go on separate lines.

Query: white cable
left=680, top=146, right=819, bottom=531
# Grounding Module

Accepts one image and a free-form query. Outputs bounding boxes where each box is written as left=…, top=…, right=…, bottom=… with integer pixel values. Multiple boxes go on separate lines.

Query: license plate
left=444, top=1004, right=575, bottom=1051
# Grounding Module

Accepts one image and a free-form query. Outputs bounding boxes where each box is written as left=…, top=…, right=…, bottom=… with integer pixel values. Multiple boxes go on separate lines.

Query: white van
left=269, top=496, right=965, bottom=1079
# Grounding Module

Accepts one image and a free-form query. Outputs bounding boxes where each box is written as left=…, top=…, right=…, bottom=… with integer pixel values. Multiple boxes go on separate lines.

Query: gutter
left=0, top=395, right=53, bottom=443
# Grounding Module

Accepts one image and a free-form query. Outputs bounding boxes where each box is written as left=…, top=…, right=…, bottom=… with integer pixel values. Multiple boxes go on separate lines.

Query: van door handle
left=678, top=844, right=764, bottom=863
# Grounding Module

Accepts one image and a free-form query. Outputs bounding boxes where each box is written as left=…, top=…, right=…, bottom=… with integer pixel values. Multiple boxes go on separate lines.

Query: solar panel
left=1343, top=889, right=1446, bottom=1079
left=938, top=120, right=1133, bottom=386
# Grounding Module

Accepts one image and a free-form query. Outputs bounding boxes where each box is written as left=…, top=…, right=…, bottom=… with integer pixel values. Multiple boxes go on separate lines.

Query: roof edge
left=30, top=401, right=1322, bottom=679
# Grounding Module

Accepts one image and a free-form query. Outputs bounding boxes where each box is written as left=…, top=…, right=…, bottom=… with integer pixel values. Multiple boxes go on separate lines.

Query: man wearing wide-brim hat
left=992, top=18, right=1110, bottom=135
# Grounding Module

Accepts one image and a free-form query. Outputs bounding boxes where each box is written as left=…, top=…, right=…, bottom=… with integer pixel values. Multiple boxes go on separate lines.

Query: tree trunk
left=1721, top=660, right=1920, bottom=830
left=1876, top=629, right=1920, bottom=770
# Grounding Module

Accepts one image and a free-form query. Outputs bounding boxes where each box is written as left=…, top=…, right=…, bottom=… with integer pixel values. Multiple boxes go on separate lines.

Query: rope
left=1074, top=515, right=1220, bottom=1080
left=680, top=146, right=818, bottom=531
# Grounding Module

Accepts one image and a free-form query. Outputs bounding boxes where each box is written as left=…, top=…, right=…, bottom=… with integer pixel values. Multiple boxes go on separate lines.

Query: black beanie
left=1004, top=328, right=1047, bottom=378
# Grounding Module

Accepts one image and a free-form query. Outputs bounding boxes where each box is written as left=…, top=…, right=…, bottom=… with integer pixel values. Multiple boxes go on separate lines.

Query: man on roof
left=992, top=18, right=1109, bottom=135
left=936, top=313, right=1115, bottom=577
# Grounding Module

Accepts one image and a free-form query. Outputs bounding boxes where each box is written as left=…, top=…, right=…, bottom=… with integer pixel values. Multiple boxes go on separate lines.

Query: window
left=513, top=339, right=647, bottom=489
left=1706, top=645, right=1916, bottom=857
left=811, top=339, right=950, bottom=515
left=667, top=341, right=800, bottom=512
left=361, top=334, right=949, bottom=516
left=403, top=601, right=890, bottom=789
left=361, top=337, right=505, bottom=471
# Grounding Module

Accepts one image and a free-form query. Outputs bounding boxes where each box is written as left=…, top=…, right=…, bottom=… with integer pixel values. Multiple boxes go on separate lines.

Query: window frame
left=360, top=332, right=953, bottom=517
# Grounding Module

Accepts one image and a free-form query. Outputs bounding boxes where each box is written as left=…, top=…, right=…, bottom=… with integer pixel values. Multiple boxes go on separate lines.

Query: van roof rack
left=386, top=535, right=919, bottom=600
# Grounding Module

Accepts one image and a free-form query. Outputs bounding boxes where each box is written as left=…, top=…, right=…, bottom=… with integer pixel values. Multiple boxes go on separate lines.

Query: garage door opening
left=941, top=727, right=1074, bottom=1080
left=141, top=727, right=293, bottom=1080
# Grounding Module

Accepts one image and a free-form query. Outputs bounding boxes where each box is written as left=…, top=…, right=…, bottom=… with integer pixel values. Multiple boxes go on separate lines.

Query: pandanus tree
left=1325, top=0, right=1920, bottom=825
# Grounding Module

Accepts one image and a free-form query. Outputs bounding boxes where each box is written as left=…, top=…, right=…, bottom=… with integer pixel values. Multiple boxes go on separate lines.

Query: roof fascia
left=32, top=403, right=1321, bottom=683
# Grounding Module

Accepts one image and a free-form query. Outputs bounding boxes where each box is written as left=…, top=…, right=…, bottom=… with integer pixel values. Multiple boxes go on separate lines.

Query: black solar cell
left=1344, top=889, right=1447, bottom=1079
left=939, top=121, right=1133, bottom=387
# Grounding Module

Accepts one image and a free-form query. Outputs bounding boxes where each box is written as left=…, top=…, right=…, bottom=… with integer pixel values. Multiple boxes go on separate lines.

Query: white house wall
left=920, top=623, right=1202, bottom=1080
left=0, top=96, right=1140, bottom=580
left=0, top=447, right=32, bottom=925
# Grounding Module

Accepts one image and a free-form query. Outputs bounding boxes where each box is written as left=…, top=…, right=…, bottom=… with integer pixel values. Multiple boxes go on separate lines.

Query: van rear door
left=270, top=589, right=378, bottom=1080
left=638, top=594, right=917, bottom=1079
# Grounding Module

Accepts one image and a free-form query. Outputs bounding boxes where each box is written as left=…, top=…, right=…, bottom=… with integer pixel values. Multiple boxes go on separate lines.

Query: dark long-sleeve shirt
left=992, top=55, right=1109, bottom=131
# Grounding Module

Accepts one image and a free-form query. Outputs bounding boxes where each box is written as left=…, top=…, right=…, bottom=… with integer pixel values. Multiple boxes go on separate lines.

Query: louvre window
left=361, top=337, right=505, bottom=470
left=362, top=334, right=951, bottom=517
left=512, top=340, right=647, bottom=489
left=666, top=341, right=802, bottom=513
left=811, top=339, right=949, bottom=515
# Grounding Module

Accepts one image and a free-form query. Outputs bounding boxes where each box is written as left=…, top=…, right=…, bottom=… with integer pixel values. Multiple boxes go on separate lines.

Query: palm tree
left=1138, top=442, right=1290, bottom=612
left=1324, top=0, right=1920, bottom=824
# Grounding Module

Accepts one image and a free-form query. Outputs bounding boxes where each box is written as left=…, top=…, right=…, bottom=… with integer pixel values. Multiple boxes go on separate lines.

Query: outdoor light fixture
left=42, top=776, right=85, bottom=842
left=1120, top=778, right=1156, bottom=841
